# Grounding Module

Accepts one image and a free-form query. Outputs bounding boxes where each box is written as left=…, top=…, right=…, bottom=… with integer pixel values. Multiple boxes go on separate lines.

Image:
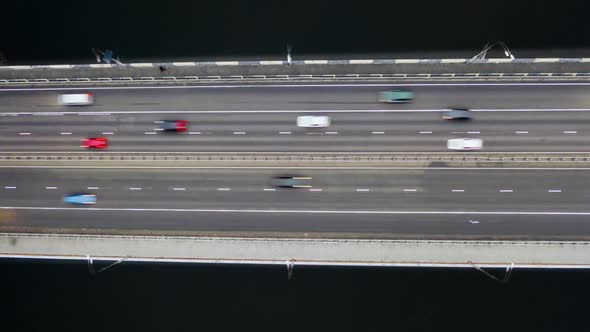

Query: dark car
left=442, top=109, right=472, bottom=120
left=272, top=176, right=312, bottom=188
left=155, top=120, right=188, bottom=132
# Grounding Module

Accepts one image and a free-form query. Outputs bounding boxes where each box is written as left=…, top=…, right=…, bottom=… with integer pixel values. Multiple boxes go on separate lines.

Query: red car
left=81, top=137, right=108, bottom=149
left=155, top=120, right=188, bottom=132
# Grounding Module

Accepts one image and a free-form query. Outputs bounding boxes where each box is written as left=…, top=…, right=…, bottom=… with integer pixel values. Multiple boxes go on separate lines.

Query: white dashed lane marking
left=45, top=186, right=57, bottom=190
left=129, top=187, right=142, bottom=191
left=279, top=131, right=292, bottom=135
left=263, top=188, right=276, bottom=191
left=233, top=132, right=246, bottom=135
left=548, top=189, right=562, bottom=193
left=499, top=189, right=514, bottom=193
left=217, top=188, right=231, bottom=191
left=403, top=189, right=417, bottom=192
left=4, top=186, right=16, bottom=189
left=419, top=131, right=432, bottom=134
left=325, top=132, right=338, bottom=135
left=60, top=132, right=72, bottom=135
left=102, top=132, right=114, bottom=135
left=19, top=132, right=31, bottom=136
left=515, top=131, right=529, bottom=134
left=467, top=131, right=480, bottom=134
left=356, top=188, right=371, bottom=192
left=188, top=132, right=201, bottom=135
left=451, top=189, right=465, bottom=192
left=563, top=131, right=577, bottom=134
left=144, top=132, right=157, bottom=135
left=309, top=188, right=323, bottom=192
left=87, top=186, right=99, bottom=190
left=172, top=187, right=186, bottom=191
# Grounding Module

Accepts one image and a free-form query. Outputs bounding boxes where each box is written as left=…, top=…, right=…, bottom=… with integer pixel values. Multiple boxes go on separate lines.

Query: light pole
left=286, top=44, right=292, bottom=66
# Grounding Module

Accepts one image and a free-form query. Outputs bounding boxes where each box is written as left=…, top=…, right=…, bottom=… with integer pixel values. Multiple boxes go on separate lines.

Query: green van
left=378, top=90, right=414, bottom=103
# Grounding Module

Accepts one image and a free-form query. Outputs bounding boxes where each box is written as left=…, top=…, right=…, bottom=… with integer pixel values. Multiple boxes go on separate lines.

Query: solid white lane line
left=144, top=132, right=157, bottom=135
left=279, top=131, right=292, bottom=135
left=515, top=131, right=529, bottom=134
left=467, top=131, right=481, bottom=134
left=87, top=186, right=99, bottom=190
left=499, top=189, right=514, bottom=193
left=325, top=131, right=338, bottom=134
left=263, top=188, right=276, bottom=191
left=548, top=189, right=562, bottom=193
left=45, top=186, right=57, bottom=190
left=4, top=186, right=16, bottom=189
left=233, top=132, right=246, bottom=135
left=371, top=131, right=385, bottom=134
left=5, top=166, right=590, bottom=170
left=129, top=187, right=142, bottom=190
left=102, top=132, right=114, bottom=135
left=451, top=189, right=465, bottom=192
left=356, top=188, right=370, bottom=192
left=60, top=132, right=72, bottom=135
left=188, top=132, right=201, bottom=135
left=309, top=188, right=323, bottom=192
left=173, top=187, right=186, bottom=191
left=403, top=189, right=417, bottom=192
left=8, top=108, right=590, bottom=116
left=7, top=82, right=590, bottom=93
left=8, top=206, right=590, bottom=215
left=217, top=188, right=231, bottom=191
left=563, top=131, right=578, bottom=134
left=419, top=131, right=432, bottom=134
left=19, top=133, right=31, bottom=135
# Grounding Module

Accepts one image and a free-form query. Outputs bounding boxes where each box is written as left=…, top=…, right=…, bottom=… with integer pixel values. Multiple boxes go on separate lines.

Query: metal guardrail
left=1, top=57, right=589, bottom=71
left=2, top=152, right=590, bottom=162
left=0, top=72, right=588, bottom=85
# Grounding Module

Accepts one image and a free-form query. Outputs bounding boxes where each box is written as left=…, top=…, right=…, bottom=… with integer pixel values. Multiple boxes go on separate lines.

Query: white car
left=297, top=115, right=331, bottom=128
left=58, top=93, right=94, bottom=106
left=447, top=138, right=483, bottom=150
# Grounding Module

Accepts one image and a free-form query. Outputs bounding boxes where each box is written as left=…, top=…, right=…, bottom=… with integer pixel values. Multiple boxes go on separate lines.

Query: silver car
left=447, top=138, right=483, bottom=150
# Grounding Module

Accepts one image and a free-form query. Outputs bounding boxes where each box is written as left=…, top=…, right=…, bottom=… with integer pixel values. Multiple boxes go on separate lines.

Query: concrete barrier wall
left=2, top=233, right=590, bottom=268
left=1, top=58, right=589, bottom=80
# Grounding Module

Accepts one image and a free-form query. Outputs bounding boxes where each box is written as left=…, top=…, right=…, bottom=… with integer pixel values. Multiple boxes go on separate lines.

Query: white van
left=297, top=115, right=331, bottom=128
left=58, top=93, right=94, bottom=106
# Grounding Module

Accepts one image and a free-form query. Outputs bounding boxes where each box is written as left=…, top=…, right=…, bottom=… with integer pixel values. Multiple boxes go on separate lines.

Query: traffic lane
left=2, top=134, right=590, bottom=152
left=5, top=209, right=590, bottom=239
left=2, top=84, right=590, bottom=112
left=1, top=168, right=589, bottom=211
left=2, top=168, right=590, bottom=238
left=4, top=111, right=590, bottom=133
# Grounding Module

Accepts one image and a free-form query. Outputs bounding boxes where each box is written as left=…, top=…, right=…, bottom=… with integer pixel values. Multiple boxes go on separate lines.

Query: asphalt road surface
left=2, top=83, right=590, bottom=112
left=1, top=167, right=590, bottom=239
left=2, top=83, right=590, bottom=152
left=2, top=110, right=590, bottom=152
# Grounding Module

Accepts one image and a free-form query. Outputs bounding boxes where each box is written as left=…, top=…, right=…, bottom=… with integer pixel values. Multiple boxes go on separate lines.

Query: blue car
left=63, top=194, right=96, bottom=205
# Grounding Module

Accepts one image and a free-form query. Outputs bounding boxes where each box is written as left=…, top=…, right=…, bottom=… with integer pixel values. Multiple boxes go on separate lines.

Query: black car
left=442, top=109, right=472, bottom=120
left=272, top=176, right=312, bottom=188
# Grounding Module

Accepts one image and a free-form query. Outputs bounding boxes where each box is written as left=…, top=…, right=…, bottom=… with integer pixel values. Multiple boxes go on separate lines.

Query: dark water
left=2, top=259, right=588, bottom=331
left=3, top=0, right=590, bottom=64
